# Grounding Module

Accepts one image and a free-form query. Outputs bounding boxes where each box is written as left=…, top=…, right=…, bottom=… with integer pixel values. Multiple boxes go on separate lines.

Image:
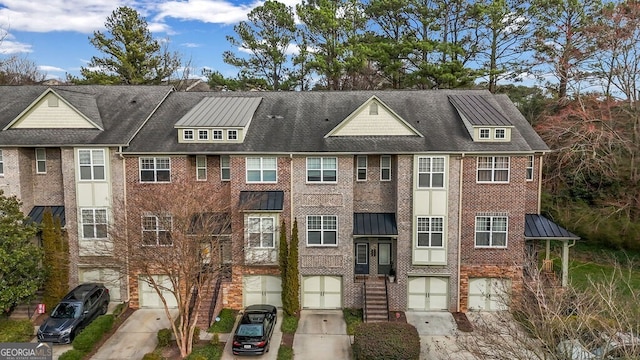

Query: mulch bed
left=452, top=312, right=474, bottom=332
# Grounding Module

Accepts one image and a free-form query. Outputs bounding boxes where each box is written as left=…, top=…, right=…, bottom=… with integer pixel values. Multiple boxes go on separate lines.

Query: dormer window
left=183, top=129, right=194, bottom=141
left=228, top=130, right=238, bottom=140
left=495, top=128, right=506, bottom=139
left=198, top=130, right=209, bottom=140
left=213, top=130, right=223, bottom=140
left=479, top=128, right=490, bottom=139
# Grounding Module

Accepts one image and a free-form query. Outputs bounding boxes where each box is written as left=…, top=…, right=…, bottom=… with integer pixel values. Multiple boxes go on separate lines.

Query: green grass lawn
left=0, top=317, right=33, bottom=342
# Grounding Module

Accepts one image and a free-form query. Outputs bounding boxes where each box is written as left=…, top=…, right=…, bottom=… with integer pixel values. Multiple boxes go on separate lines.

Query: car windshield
left=51, top=303, right=81, bottom=319
left=236, top=324, right=263, bottom=337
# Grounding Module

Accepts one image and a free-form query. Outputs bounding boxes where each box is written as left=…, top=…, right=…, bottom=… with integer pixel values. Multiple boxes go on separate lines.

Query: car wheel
left=100, top=302, right=108, bottom=315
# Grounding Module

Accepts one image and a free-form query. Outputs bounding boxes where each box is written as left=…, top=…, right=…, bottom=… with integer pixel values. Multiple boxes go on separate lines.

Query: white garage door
left=79, top=268, right=121, bottom=301
left=243, top=275, right=282, bottom=308
left=139, top=275, right=178, bottom=308
left=302, top=276, right=342, bottom=309
left=468, top=278, right=511, bottom=311
left=407, top=277, right=448, bottom=311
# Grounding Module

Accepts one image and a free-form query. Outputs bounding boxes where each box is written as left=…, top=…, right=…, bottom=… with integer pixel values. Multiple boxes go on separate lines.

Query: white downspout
left=457, top=154, right=464, bottom=312
left=119, top=145, right=130, bottom=303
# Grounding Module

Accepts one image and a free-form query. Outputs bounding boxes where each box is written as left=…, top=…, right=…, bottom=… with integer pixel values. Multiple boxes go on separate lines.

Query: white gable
left=7, top=92, right=98, bottom=129
left=326, top=96, right=422, bottom=137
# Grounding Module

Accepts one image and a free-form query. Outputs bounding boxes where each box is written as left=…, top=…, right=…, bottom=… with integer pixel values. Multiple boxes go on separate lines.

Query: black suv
left=37, top=283, right=110, bottom=344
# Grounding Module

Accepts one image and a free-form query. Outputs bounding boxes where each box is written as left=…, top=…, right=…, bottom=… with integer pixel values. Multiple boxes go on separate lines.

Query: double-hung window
left=221, top=155, right=231, bottom=181
left=247, top=217, right=275, bottom=248
left=79, top=149, right=106, bottom=180
left=142, top=215, right=172, bottom=246
left=307, top=157, right=337, bottom=183
left=526, top=156, right=534, bottom=181
left=196, top=156, right=207, bottom=181
left=140, top=157, right=171, bottom=182
left=380, top=155, right=391, bottom=181
left=356, top=156, right=367, bottom=181
left=81, top=209, right=108, bottom=239
left=416, top=217, right=444, bottom=247
left=307, top=215, right=337, bottom=246
left=477, top=156, right=509, bottom=183
left=418, top=157, right=444, bottom=188
left=0, top=150, right=4, bottom=176
left=36, top=148, right=46, bottom=174
left=198, top=130, right=209, bottom=140
left=246, top=157, right=277, bottom=182
left=475, top=216, right=507, bottom=248
left=183, top=129, right=194, bottom=141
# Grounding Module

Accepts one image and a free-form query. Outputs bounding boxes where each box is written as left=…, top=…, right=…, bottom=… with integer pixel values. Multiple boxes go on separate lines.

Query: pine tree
left=284, top=219, right=300, bottom=316
left=278, top=220, right=289, bottom=311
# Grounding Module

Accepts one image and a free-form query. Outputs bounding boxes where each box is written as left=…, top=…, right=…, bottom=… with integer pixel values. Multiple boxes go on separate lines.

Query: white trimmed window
left=221, top=155, right=230, bottom=181
left=79, top=149, right=106, bottom=180
left=140, top=157, right=171, bottom=183
left=142, top=215, right=172, bottom=246
left=183, top=129, right=194, bottom=141
left=247, top=217, right=275, bottom=248
left=477, top=156, right=510, bottom=183
left=307, top=215, right=337, bottom=246
left=0, top=150, right=4, bottom=176
left=475, top=216, right=508, bottom=248
left=81, top=209, right=108, bottom=239
left=36, top=148, right=46, bottom=174
left=418, top=157, right=445, bottom=188
left=526, top=155, right=534, bottom=181
left=479, top=128, right=490, bottom=139
left=495, top=128, right=506, bottom=139
left=357, top=155, right=367, bottom=181
left=380, top=155, right=391, bottom=181
left=417, top=217, right=444, bottom=247
left=196, top=156, right=207, bottom=181
left=198, top=129, right=209, bottom=140
left=307, top=157, right=337, bottom=183
left=213, top=130, right=223, bottom=140
left=246, top=157, right=277, bottom=183
left=228, top=130, right=238, bottom=140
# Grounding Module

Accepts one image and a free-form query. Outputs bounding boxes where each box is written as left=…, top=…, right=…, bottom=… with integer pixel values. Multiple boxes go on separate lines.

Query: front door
left=354, top=242, right=369, bottom=274
left=378, top=242, right=392, bottom=275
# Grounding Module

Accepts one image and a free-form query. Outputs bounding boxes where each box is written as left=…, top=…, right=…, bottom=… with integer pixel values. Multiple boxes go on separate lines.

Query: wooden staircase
left=364, top=279, right=389, bottom=322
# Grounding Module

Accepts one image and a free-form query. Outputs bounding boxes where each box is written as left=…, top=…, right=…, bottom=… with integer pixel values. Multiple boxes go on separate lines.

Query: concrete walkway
left=91, top=308, right=176, bottom=360
left=293, top=310, right=352, bottom=360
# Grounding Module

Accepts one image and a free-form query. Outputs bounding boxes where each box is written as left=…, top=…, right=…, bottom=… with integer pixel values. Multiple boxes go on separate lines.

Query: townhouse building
left=1, top=85, right=575, bottom=321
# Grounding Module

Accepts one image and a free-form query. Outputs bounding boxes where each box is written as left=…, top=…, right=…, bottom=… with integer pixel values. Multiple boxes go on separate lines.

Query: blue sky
left=0, top=0, right=299, bottom=80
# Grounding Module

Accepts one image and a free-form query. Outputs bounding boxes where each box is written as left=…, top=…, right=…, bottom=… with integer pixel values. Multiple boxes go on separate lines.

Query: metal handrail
left=207, top=277, right=223, bottom=328
left=384, top=277, right=390, bottom=321
left=363, top=280, right=368, bottom=323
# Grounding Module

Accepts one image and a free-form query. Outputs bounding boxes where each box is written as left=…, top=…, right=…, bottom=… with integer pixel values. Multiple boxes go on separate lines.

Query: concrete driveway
left=293, top=310, right=351, bottom=360
left=91, top=308, right=177, bottom=360
left=406, top=311, right=476, bottom=360
left=220, top=309, right=283, bottom=360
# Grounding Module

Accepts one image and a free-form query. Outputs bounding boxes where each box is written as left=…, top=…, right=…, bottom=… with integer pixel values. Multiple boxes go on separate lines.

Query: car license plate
left=244, top=345, right=252, bottom=349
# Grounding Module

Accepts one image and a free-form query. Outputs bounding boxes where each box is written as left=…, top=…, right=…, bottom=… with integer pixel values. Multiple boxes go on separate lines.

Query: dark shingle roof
left=125, top=90, right=549, bottom=154
left=353, top=213, right=398, bottom=236
left=0, top=85, right=173, bottom=146
left=524, top=214, right=579, bottom=240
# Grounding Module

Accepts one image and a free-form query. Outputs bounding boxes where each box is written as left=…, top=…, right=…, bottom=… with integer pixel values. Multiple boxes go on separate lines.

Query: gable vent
left=47, top=97, right=59, bottom=107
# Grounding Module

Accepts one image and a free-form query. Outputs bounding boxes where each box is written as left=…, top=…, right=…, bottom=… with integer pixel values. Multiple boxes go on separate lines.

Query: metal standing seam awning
left=525, top=214, right=580, bottom=287
left=353, top=213, right=398, bottom=237
left=239, top=191, right=284, bottom=211
left=28, top=206, right=66, bottom=226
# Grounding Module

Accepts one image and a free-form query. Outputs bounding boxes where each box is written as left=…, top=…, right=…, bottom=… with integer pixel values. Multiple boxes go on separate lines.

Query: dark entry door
left=354, top=242, right=369, bottom=274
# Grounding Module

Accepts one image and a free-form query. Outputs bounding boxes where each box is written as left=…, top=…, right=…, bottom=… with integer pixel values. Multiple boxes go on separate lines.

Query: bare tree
left=457, top=255, right=640, bottom=360
left=107, top=182, right=236, bottom=358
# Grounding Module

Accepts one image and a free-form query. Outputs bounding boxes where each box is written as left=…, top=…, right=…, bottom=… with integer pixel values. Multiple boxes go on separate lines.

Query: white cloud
left=0, top=38, right=32, bottom=54
left=182, top=42, right=202, bottom=48
left=153, top=0, right=259, bottom=25
left=38, top=65, right=65, bottom=72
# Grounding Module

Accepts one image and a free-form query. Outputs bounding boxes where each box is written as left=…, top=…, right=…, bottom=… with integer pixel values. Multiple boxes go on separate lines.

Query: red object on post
left=36, top=303, right=45, bottom=314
